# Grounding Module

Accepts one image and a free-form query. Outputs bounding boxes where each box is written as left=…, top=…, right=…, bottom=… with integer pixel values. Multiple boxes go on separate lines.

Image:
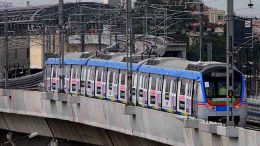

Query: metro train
left=45, top=56, right=247, bottom=126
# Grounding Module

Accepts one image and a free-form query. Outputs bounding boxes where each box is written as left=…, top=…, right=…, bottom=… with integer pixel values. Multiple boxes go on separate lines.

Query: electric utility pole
left=80, top=6, right=85, bottom=52
left=4, top=10, right=8, bottom=89
left=126, top=0, right=134, bottom=105
left=42, top=22, right=46, bottom=69
left=59, top=0, right=65, bottom=92
left=226, top=0, right=235, bottom=126
left=145, top=0, right=148, bottom=36
left=199, top=3, right=203, bottom=61
left=98, top=3, right=102, bottom=51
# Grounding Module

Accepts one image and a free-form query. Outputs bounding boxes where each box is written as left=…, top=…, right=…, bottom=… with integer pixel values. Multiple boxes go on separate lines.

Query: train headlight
left=206, top=104, right=216, bottom=110
left=234, top=104, right=241, bottom=110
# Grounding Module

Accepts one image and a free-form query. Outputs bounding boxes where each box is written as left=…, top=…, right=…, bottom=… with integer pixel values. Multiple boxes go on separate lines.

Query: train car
left=45, top=56, right=247, bottom=126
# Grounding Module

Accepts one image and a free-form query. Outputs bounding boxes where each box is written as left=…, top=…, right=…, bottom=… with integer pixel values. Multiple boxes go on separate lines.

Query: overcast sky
left=1, top=0, right=260, bottom=17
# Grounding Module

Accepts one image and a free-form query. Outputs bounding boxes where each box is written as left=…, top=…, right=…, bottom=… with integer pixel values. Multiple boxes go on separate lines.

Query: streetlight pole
left=226, top=0, right=235, bottom=126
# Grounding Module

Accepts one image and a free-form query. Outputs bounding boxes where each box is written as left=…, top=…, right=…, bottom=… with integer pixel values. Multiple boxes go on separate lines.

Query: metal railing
left=247, top=98, right=260, bottom=125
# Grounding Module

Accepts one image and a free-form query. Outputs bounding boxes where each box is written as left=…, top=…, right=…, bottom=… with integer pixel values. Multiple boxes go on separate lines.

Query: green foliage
left=187, top=38, right=199, bottom=61
left=211, top=34, right=226, bottom=62
left=187, top=34, right=226, bottom=62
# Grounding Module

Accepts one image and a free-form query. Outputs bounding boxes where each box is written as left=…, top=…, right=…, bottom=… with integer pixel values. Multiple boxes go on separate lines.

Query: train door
left=177, top=79, right=194, bottom=115
left=118, top=70, right=128, bottom=103
left=192, top=81, right=199, bottom=117
left=106, top=69, right=119, bottom=101
left=131, top=72, right=138, bottom=105
left=64, top=65, right=71, bottom=93
left=86, top=66, right=95, bottom=97
left=45, top=65, right=52, bottom=92
left=162, top=76, right=178, bottom=112
left=186, top=80, right=194, bottom=115
left=80, top=66, right=87, bottom=96
left=51, top=65, right=60, bottom=92
left=70, top=65, right=81, bottom=95
left=95, top=67, right=107, bottom=99
left=137, top=73, right=149, bottom=107
left=148, top=74, right=163, bottom=110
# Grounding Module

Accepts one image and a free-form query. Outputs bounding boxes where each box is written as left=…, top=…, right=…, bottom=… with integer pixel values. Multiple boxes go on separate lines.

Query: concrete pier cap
left=183, top=117, right=202, bottom=129
left=217, top=126, right=239, bottom=138
left=199, top=121, right=221, bottom=134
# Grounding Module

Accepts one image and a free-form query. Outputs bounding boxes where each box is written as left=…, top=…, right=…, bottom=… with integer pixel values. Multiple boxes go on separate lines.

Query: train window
left=157, top=77, right=163, bottom=91
left=72, top=68, right=77, bottom=79
left=76, top=66, right=81, bottom=79
left=143, top=74, right=149, bottom=89
left=46, top=65, right=51, bottom=77
left=140, top=76, right=144, bottom=88
left=52, top=67, right=57, bottom=78
left=203, top=67, right=242, bottom=99
left=150, top=96, right=156, bottom=104
left=102, top=69, right=107, bottom=82
left=165, top=78, right=171, bottom=93
left=139, top=73, right=149, bottom=90
left=97, top=87, right=102, bottom=94
left=217, top=81, right=226, bottom=96
left=205, top=82, right=215, bottom=98
left=109, top=71, right=113, bottom=83
left=114, top=72, right=118, bottom=84
left=173, top=78, right=178, bottom=92
left=150, top=76, right=156, bottom=90
left=97, top=69, right=102, bottom=81
left=72, top=84, right=76, bottom=91
left=120, top=91, right=126, bottom=99
left=64, top=65, right=71, bottom=78
left=180, top=79, right=188, bottom=95
left=234, top=81, right=241, bottom=96
left=87, top=67, right=94, bottom=82
left=187, top=80, right=194, bottom=97
left=120, top=71, right=127, bottom=85
left=81, top=67, right=87, bottom=86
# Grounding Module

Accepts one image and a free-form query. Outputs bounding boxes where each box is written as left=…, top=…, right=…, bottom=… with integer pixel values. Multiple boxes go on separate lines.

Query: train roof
left=46, top=57, right=203, bottom=80
left=46, top=58, right=140, bottom=70
left=141, top=57, right=226, bottom=72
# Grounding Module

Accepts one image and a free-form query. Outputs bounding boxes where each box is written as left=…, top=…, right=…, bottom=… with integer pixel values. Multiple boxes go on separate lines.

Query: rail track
left=0, top=71, right=44, bottom=89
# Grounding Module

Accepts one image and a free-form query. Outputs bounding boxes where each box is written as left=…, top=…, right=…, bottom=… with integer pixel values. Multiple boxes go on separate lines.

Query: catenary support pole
left=4, top=10, right=9, bottom=89
left=126, top=0, right=133, bottom=105
left=59, top=0, right=65, bottom=92
left=199, top=3, right=203, bottom=61
left=226, top=0, right=235, bottom=126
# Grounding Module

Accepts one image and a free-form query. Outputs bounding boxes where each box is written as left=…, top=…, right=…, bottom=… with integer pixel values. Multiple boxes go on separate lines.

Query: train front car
left=197, top=65, right=247, bottom=126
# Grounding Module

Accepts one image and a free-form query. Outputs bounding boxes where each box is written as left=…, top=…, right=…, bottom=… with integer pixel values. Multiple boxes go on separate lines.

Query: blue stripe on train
left=46, top=58, right=88, bottom=65
left=216, top=106, right=234, bottom=111
left=46, top=58, right=203, bottom=80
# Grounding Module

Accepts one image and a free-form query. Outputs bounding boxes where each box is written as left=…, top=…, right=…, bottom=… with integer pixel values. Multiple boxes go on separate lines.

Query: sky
left=1, top=0, right=260, bottom=17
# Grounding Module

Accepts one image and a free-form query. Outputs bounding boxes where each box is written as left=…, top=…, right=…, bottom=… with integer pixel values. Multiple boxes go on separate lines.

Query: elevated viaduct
left=0, top=89, right=259, bottom=146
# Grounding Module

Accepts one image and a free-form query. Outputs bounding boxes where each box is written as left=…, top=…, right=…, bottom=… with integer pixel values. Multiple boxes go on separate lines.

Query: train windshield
left=203, top=67, right=242, bottom=99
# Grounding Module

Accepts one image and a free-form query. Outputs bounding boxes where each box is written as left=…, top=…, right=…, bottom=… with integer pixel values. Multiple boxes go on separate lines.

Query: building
left=0, top=36, right=30, bottom=78
left=0, top=2, right=13, bottom=10
left=208, top=8, right=225, bottom=24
